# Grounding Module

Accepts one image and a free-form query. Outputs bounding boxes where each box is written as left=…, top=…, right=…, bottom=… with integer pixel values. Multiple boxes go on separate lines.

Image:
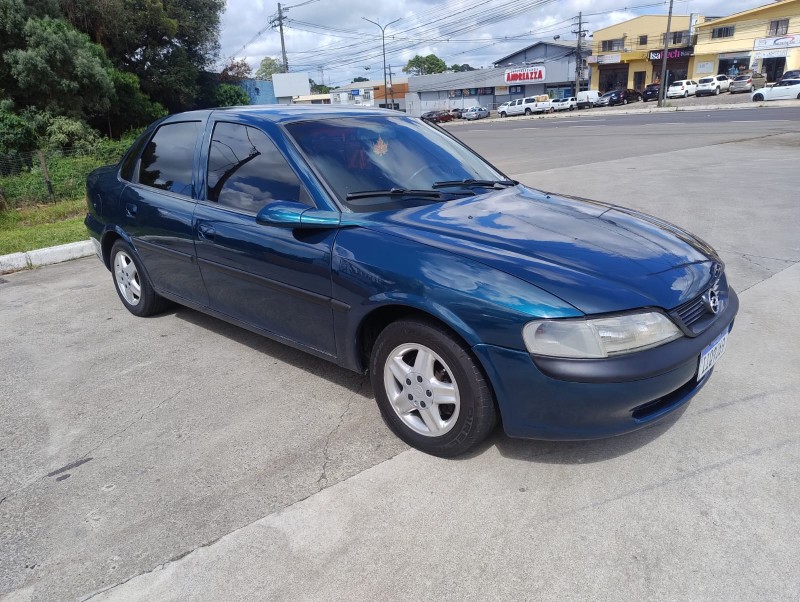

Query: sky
left=218, top=0, right=774, bottom=87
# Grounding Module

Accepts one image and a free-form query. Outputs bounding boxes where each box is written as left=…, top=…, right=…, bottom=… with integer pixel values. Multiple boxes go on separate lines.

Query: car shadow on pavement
left=465, top=403, right=689, bottom=464
left=166, top=305, right=372, bottom=397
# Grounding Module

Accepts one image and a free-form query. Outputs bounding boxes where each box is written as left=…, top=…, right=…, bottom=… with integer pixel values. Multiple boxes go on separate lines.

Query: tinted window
left=120, top=130, right=152, bottom=182
left=139, top=122, right=200, bottom=196
left=207, top=122, right=309, bottom=213
left=699, top=78, right=713, bottom=84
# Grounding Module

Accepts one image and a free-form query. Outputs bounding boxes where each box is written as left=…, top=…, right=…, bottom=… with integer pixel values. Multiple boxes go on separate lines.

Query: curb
left=0, top=240, right=95, bottom=275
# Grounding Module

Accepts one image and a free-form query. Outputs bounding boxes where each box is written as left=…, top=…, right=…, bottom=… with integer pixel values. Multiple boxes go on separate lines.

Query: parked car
left=449, top=108, right=463, bottom=119
left=531, top=94, right=554, bottom=113
left=729, top=72, right=766, bottom=94
left=667, top=80, right=698, bottom=98
left=776, top=69, right=800, bottom=84
left=752, top=78, right=800, bottom=101
left=641, top=83, right=660, bottom=102
left=576, top=90, right=600, bottom=108
left=500, top=96, right=538, bottom=117
left=462, top=106, right=490, bottom=120
left=596, top=89, right=641, bottom=106
left=421, top=110, right=447, bottom=122
left=85, top=105, right=738, bottom=457
left=551, top=97, right=577, bottom=111
left=696, top=75, right=731, bottom=96
left=495, top=102, right=511, bottom=115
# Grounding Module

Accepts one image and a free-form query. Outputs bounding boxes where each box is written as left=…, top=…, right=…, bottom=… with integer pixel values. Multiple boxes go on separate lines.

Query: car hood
left=358, top=187, right=719, bottom=314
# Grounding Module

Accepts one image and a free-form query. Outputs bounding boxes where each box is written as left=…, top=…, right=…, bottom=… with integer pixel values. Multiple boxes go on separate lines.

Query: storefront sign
left=596, top=54, right=621, bottom=64
left=495, top=86, right=509, bottom=95
left=649, top=47, right=694, bottom=61
left=504, top=66, right=546, bottom=83
left=754, top=48, right=789, bottom=59
left=754, top=35, right=800, bottom=50
left=696, top=61, right=714, bottom=74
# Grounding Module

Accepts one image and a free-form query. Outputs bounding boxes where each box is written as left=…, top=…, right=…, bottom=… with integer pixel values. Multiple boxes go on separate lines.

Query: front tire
left=110, top=240, right=168, bottom=317
left=370, top=318, right=498, bottom=457
left=753, top=93, right=764, bottom=102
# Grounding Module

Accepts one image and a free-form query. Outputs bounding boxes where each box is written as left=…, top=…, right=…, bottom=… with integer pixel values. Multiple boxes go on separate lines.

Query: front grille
left=676, top=297, right=706, bottom=328
left=670, top=272, right=729, bottom=336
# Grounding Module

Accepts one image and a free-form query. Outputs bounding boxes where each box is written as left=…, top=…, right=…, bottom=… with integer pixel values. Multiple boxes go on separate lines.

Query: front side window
left=139, top=121, right=200, bottom=196
left=206, top=122, right=309, bottom=213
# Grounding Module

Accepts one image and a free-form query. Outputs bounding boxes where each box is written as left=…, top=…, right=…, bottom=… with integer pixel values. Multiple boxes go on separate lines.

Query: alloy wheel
left=113, top=250, right=141, bottom=306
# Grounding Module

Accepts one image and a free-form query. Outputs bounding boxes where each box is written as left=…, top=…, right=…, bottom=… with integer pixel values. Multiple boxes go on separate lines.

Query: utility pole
left=388, top=65, right=395, bottom=109
left=572, top=12, right=587, bottom=96
left=657, top=0, right=675, bottom=107
left=273, top=3, right=289, bottom=72
left=362, top=17, right=400, bottom=109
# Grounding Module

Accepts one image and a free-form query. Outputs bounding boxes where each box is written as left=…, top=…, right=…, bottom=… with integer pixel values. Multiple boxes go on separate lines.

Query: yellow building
left=590, top=15, right=704, bottom=92
left=693, top=0, right=800, bottom=82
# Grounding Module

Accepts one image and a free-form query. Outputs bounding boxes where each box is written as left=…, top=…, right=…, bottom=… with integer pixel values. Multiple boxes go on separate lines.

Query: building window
left=363, top=90, right=371, bottom=100
left=638, top=35, right=648, bottom=46
left=768, top=19, right=789, bottom=36
left=509, top=85, right=523, bottom=93
left=601, top=38, right=624, bottom=52
left=712, top=26, right=735, bottom=39
left=663, top=30, right=688, bottom=45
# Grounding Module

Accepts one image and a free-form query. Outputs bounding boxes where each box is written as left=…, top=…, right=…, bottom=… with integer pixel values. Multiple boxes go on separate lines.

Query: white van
left=576, top=90, right=600, bottom=109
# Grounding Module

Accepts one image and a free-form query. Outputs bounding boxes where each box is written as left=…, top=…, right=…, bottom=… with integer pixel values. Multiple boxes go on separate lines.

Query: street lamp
left=362, top=17, right=400, bottom=109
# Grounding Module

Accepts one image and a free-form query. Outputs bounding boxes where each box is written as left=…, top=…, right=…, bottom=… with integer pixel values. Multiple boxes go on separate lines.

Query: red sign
left=504, top=66, right=546, bottom=84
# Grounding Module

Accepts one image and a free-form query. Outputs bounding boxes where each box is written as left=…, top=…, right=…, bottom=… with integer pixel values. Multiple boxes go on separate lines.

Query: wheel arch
left=355, top=302, right=480, bottom=376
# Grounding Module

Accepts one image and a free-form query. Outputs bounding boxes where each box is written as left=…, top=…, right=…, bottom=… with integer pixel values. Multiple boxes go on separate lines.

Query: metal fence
left=0, top=146, right=124, bottom=210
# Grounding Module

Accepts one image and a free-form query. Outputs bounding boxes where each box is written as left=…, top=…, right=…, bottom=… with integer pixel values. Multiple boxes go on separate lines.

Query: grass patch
left=0, top=198, right=88, bottom=255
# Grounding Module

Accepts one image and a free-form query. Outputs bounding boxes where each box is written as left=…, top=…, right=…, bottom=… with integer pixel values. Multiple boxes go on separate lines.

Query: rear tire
left=524, top=108, right=531, bottom=116
left=714, top=86, right=720, bottom=95
left=753, top=93, right=764, bottom=102
left=370, top=318, right=498, bottom=457
left=110, top=240, right=169, bottom=317
left=684, top=91, right=688, bottom=98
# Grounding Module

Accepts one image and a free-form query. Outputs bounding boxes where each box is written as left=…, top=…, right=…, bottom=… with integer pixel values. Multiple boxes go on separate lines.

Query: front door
left=193, top=121, right=337, bottom=356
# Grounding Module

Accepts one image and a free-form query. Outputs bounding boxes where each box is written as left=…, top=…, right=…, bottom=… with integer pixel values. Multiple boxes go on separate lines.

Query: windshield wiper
left=345, top=187, right=477, bottom=201
left=432, top=178, right=517, bottom=189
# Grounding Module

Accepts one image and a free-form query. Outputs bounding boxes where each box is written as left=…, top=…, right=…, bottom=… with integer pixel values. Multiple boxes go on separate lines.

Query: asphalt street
left=1, top=108, right=799, bottom=601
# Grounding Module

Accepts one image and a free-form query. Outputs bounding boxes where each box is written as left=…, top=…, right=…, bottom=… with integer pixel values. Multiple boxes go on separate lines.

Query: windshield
left=285, top=116, right=508, bottom=212
left=734, top=75, right=750, bottom=81
left=601, top=92, right=614, bottom=98
left=669, top=81, right=684, bottom=87
left=699, top=78, right=714, bottom=84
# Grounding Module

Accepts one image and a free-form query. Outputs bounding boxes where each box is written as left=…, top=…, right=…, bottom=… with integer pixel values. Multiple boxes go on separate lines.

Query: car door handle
left=125, top=203, right=138, bottom=218
left=198, top=224, right=216, bottom=241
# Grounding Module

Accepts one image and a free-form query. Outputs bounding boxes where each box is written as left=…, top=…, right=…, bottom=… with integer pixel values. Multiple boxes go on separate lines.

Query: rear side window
left=119, top=130, right=152, bottom=182
left=138, top=121, right=200, bottom=196
left=206, top=122, right=310, bottom=213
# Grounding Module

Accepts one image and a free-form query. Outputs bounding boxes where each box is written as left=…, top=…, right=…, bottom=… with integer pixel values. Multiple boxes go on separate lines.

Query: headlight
left=523, top=312, right=682, bottom=359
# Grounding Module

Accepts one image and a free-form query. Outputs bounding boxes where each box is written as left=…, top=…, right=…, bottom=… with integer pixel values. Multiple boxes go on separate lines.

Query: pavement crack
left=316, top=396, right=355, bottom=491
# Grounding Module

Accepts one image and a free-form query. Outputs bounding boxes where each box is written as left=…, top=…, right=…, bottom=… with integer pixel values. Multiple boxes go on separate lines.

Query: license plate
left=697, top=326, right=730, bottom=381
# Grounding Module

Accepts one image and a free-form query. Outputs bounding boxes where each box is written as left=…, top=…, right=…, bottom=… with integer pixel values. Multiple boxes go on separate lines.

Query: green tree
left=309, top=79, right=331, bottom=94
left=104, top=69, right=167, bottom=136
left=60, top=0, right=226, bottom=113
left=255, top=56, right=284, bottom=80
left=4, top=17, right=115, bottom=118
left=402, top=54, right=447, bottom=76
left=450, top=63, right=477, bottom=72
left=214, top=83, right=250, bottom=107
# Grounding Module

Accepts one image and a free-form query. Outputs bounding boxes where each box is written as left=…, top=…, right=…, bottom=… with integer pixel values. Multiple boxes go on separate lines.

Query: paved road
left=1, top=111, right=799, bottom=601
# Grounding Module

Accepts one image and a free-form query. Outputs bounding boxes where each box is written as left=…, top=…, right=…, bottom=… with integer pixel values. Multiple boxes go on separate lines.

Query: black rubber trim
left=134, top=238, right=194, bottom=262
left=532, top=288, right=739, bottom=384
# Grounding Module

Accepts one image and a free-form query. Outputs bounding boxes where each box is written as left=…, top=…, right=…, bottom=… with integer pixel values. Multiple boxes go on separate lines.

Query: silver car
left=730, top=73, right=767, bottom=94
left=463, top=106, right=490, bottom=120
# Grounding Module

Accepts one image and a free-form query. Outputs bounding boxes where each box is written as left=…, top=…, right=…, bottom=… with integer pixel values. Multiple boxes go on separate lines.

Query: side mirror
left=256, top=201, right=343, bottom=229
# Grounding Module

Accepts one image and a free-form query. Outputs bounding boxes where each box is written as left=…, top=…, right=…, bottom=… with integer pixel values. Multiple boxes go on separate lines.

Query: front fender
left=331, top=228, right=581, bottom=371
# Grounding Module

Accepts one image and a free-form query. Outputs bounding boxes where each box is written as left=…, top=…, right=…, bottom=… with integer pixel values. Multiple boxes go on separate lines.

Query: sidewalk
left=0, top=240, right=95, bottom=275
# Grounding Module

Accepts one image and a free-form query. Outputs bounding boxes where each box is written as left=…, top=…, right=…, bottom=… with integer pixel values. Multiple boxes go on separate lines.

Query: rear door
left=118, top=120, right=208, bottom=306
left=192, top=120, right=337, bottom=356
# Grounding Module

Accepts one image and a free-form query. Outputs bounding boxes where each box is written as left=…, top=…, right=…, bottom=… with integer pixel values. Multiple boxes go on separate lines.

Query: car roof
left=160, top=104, right=401, bottom=126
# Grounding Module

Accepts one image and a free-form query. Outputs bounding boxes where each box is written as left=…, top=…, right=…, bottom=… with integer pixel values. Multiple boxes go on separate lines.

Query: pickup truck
left=531, top=94, right=554, bottom=114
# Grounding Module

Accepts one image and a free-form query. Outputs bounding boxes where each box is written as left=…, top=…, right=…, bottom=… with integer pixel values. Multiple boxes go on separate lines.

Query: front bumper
left=473, top=288, right=739, bottom=440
